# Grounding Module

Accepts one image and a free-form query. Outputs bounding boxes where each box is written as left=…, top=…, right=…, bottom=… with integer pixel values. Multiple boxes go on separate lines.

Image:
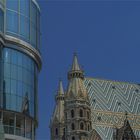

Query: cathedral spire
left=68, top=53, right=84, bottom=80
left=71, top=53, right=81, bottom=71
left=50, top=80, right=65, bottom=140
left=65, top=54, right=92, bottom=140
left=56, top=80, right=64, bottom=101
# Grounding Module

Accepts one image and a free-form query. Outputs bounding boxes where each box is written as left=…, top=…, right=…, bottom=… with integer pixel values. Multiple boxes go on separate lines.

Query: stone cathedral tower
left=50, top=54, right=139, bottom=140
left=64, top=54, right=92, bottom=140
left=50, top=81, right=65, bottom=140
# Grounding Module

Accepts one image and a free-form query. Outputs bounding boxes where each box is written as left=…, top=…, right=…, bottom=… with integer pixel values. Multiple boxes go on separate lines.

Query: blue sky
left=37, top=1, right=140, bottom=139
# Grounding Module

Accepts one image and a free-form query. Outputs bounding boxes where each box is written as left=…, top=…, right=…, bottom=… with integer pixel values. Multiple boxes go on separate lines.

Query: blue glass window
left=11, top=79, right=17, bottom=95
left=6, top=0, right=18, bottom=11
left=4, top=48, right=11, bottom=63
left=17, top=81, right=23, bottom=96
left=5, top=78, right=10, bottom=93
left=17, top=53, right=22, bottom=66
left=11, top=50, right=17, bottom=64
left=4, top=63, right=10, bottom=78
left=6, top=94, right=10, bottom=109
left=11, top=95, right=16, bottom=110
left=20, top=0, right=29, bottom=17
left=31, top=2, right=37, bottom=25
left=31, top=24, right=37, bottom=48
left=37, top=11, right=40, bottom=50
left=11, top=65, right=17, bottom=79
left=6, top=10, right=18, bottom=34
left=0, top=9, right=4, bottom=33
left=18, top=67, right=22, bottom=81
left=20, top=15, right=30, bottom=42
left=3, top=47, right=38, bottom=117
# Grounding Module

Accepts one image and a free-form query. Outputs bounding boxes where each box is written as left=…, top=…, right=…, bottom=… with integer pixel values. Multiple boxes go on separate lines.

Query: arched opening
left=71, top=123, right=75, bottom=130
left=87, top=124, right=90, bottom=131
left=79, top=109, right=83, bottom=117
left=87, top=111, right=89, bottom=119
left=80, top=122, right=84, bottom=130
left=72, top=136, right=75, bottom=140
left=63, top=128, right=65, bottom=138
left=65, top=112, right=67, bottom=119
left=55, top=128, right=58, bottom=136
left=71, top=109, right=74, bottom=118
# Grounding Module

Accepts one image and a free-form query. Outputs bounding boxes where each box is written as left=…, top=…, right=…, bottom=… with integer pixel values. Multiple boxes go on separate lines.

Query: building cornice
left=0, top=33, right=42, bottom=71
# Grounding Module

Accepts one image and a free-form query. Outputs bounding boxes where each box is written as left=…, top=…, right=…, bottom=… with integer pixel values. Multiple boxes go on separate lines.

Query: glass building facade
left=0, top=0, right=41, bottom=140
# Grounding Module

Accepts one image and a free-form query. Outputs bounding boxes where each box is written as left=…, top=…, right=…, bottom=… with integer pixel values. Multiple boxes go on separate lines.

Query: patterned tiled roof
left=84, top=78, right=140, bottom=140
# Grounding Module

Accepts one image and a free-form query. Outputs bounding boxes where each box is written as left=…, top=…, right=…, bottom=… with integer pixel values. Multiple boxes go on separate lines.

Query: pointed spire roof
left=51, top=80, right=65, bottom=125
left=66, top=54, right=89, bottom=101
left=71, top=53, right=81, bottom=71
left=68, top=53, right=84, bottom=80
left=56, top=80, right=64, bottom=101
left=57, top=80, right=64, bottom=96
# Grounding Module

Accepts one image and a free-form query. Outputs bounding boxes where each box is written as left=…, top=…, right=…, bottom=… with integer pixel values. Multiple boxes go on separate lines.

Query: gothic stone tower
left=50, top=81, right=65, bottom=140
left=64, top=54, right=92, bottom=140
left=113, top=113, right=137, bottom=140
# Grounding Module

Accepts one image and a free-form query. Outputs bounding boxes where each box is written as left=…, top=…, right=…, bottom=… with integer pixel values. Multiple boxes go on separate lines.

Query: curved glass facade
left=0, top=0, right=41, bottom=139
left=1, top=47, right=38, bottom=117
left=0, top=0, right=40, bottom=51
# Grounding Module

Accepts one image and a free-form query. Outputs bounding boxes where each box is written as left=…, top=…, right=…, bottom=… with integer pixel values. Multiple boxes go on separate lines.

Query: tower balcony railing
left=4, top=125, right=31, bottom=138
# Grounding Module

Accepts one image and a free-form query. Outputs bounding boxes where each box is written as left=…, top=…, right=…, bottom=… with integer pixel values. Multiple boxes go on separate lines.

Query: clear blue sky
left=37, top=1, right=140, bottom=139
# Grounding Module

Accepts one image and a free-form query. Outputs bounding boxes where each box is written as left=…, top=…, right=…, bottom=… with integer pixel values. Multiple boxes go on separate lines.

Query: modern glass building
left=0, top=0, right=41, bottom=140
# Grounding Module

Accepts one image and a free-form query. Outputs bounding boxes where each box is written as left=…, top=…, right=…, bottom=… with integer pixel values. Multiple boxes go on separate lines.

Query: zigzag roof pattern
left=84, top=77, right=140, bottom=140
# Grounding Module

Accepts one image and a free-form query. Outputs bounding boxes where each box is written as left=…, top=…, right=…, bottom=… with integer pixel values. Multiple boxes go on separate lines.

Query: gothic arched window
left=71, top=110, right=74, bottom=118
left=80, top=122, right=84, bottom=130
left=71, top=123, right=75, bottom=130
left=87, top=124, right=90, bottom=131
left=55, top=128, right=58, bottom=136
left=79, top=109, right=83, bottom=117
left=65, top=112, right=67, bottom=119
left=87, top=111, right=89, bottom=119
left=72, top=136, right=75, bottom=140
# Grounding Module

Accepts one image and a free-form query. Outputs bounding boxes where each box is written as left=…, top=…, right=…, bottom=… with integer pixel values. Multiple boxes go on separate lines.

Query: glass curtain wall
left=2, top=46, right=38, bottom=118
left=6, top=0, right=40, bottom=50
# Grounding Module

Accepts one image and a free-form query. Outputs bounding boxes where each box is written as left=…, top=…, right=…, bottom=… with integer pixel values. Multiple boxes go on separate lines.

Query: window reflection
left=5, top=0, right=41, bottom=50
left=1, top=47, right=38, bottom=117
